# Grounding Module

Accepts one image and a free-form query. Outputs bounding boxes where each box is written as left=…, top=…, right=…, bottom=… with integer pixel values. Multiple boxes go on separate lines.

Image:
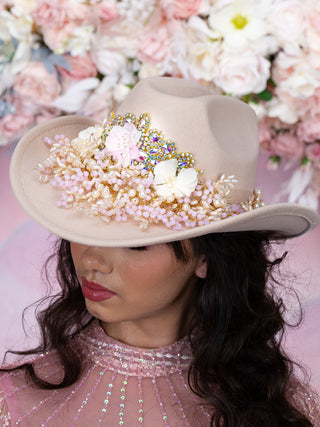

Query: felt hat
left=10, top=77, right=319, bottom=246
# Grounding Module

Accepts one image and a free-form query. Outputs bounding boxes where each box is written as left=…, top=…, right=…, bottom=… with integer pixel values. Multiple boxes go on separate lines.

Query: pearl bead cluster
left=37, top=113, right=265, bottom=231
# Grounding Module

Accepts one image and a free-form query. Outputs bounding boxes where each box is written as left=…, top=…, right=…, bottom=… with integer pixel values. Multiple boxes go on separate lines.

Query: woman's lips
left=81, top=277, right=116, bottom=302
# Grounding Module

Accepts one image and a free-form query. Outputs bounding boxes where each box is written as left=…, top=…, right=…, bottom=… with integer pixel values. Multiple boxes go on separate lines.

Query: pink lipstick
left=81, top=277, right=116, bottom=302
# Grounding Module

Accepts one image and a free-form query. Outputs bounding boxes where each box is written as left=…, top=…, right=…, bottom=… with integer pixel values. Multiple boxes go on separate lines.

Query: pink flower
left=94, top=0, right=118, bottom=23
left=59, top=54, right=97, bottom=82
left=42, top=21, right=76, bottom=52
left=306, top=143, right=320, bottom=161
left=32, top=0, right=87, bottom=28
left=105, top=123, right=142, bottom=167
left=14, top=62, right=60, bottom=106
left=163, top=0, right=202, bottom=19
left=258, top=117, right=276, bottom=152
left=0, top=95, right=34, bottom=143
left=270, top=132, right=304, bottom=160
left=137, top=10, right=170, bottom=64
left=297, top=116, right=320, bottom=143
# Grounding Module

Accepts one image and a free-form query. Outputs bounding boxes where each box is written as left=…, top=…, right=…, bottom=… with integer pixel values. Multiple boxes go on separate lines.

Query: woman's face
left=70, top=242, right=206, bottom=347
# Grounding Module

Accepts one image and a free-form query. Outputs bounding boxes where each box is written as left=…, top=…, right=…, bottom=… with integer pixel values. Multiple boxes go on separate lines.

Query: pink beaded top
left=0, top=320, right=211, bottom=426
left=0, top=320, right=320, bottom=426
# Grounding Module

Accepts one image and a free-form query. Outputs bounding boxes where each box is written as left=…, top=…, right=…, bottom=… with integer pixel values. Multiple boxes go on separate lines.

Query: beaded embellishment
left=37, top=112, right=265, bottom=231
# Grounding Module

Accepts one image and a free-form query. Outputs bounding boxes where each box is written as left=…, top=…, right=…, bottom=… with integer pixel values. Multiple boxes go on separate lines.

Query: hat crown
left=117, top=77, right=259, bottom=202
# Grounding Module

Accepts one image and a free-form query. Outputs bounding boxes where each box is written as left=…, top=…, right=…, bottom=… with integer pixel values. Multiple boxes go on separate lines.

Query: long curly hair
left=3, top=231, right=312, bottom=426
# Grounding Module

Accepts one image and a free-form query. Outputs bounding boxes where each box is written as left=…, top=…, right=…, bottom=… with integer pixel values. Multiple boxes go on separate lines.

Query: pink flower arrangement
left=2, top=0, right=320, bottom=210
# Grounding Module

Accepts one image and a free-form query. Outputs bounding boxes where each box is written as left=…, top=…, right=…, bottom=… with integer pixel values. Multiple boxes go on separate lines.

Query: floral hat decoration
left=10, top=77, right=319, bottom=247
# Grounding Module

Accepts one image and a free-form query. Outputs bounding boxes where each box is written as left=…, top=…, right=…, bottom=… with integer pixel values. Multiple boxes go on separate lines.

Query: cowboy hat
left=10, top=77, right=319, bottom=246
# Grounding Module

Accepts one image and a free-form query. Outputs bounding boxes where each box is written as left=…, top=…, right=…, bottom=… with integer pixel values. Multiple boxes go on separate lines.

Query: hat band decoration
left=36, top=112, right=265, bottom=231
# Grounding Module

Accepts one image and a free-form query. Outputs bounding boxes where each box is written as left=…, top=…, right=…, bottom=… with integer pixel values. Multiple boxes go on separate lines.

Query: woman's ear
left=195, top=256, right=207, bottom=279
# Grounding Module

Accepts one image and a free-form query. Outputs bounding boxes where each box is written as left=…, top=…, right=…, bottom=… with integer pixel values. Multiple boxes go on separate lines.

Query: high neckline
left=77, top=319, right=192, bottom=377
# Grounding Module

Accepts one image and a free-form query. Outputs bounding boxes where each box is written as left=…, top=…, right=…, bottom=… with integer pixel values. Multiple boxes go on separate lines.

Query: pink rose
left=0, top=111, right=33, bottom=138
left=33, top=1, right=68, bottom=28
left=270, top=132, right=304, bottom=160
left=297, top=117, right=320, bottom=143
left=163, top=0, right=202, bottom=19
left=94, top=0, right=118, bottom=22
left=137, top=10, right=169, bottom=64
left=14, top=62, right=60, bottom=106
left=59, top=54, right=97, bottom=82
left=105, top=123, right=141, bottom=167
left=32, top=0, right=87, bottom=28
left=305, top=143, right=320, bottom=161
left=42, top=22, right=76, bottom=52
left=258, top=118, right=276, bottom=152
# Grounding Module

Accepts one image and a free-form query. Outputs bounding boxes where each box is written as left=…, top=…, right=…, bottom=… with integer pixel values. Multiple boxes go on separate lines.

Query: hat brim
left=10, top=116, right=320, bottom=247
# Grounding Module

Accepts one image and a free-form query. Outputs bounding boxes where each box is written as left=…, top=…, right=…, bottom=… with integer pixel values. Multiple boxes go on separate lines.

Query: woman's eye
left=129, top=246, right=148, bottom=251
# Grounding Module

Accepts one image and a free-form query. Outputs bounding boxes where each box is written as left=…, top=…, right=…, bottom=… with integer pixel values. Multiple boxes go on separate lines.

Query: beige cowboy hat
left=10, top=77, right=319, bottom=247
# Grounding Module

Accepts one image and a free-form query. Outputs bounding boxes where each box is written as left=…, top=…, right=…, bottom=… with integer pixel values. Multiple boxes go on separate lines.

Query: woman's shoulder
left=289, top=381, right=320, bottom=426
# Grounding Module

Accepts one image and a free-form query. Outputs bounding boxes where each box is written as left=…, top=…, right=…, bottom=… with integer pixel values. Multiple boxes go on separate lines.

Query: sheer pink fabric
left=0, top=320, right=211, bottom=426
left=0, top=320, right=320, bottom=426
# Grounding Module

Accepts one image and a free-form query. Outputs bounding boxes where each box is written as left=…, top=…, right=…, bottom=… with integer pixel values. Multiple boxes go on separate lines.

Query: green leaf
left=257, top=89, right=272, bottom=101
left=269, top=155, right=281, bottom=163
left=268, top=78, right=276, bottom=87
left=301, top=156, right=310, bottom=166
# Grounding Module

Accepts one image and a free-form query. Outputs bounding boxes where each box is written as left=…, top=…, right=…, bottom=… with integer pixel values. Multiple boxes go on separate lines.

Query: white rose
left=275, top=52, right=320, bottom=99
left=214, top=52, right=270, bottom=96
left=91, top=45, right=127, bottom=76
left=266, top=97, right=299, bottom=124
left=185, top=16, right=221, bottom=81
left=268, top=0, right=308, bottom=53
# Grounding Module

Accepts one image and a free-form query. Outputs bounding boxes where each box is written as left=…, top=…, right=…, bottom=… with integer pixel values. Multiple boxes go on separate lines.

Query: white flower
left=99, top=20, right=143, bottom=57
left=214, top=52, right=270, bottom=96
left=154, top=159, right=198, bottom=199
left=268, top=0, right=308, bottom=54
left=71, top=125, right=103, bottom=156
left=52, top=78, right=100, bottom=113
left=266, top=97, right=299, bottom=124
left=248, top=102, right=266, bottom=120
left=113, top=83, right=131, bottom=103
left=1, top=10, right=34, bottom=43
left=64, top=25, right=95, bottom=57
left=208, top=0, right=274, bottom=54
left=117, top=0, right=156, bottom=22
left=91, top=42, right=127, bottom=76
left=138, top=62, right=161, bottom=79
left=274, top=52, right=320, bottom=99
left=185, top=16, right=221, bottom=81
left=10, top=0, right=37, bottom=16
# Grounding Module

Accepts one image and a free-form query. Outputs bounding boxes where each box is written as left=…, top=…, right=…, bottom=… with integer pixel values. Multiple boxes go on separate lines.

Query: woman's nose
left=81, top=246, right=113, bottom=274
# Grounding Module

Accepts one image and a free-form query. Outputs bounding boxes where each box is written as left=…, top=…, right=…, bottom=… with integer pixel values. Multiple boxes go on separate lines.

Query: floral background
left=1, top=0, right=320, bottom=209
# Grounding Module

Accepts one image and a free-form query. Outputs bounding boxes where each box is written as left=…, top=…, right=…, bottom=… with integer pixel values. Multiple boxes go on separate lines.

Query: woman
left=1, top=77, right=320, bottom=426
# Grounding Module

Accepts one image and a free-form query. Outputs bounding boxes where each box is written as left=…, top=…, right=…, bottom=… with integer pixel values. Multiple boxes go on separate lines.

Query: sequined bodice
left=0, top=320, right=211, bottom=426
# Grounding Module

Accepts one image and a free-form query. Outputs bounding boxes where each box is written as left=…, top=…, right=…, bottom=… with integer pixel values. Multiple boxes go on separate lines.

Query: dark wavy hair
left=3, top=231, right=312, bottom=426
